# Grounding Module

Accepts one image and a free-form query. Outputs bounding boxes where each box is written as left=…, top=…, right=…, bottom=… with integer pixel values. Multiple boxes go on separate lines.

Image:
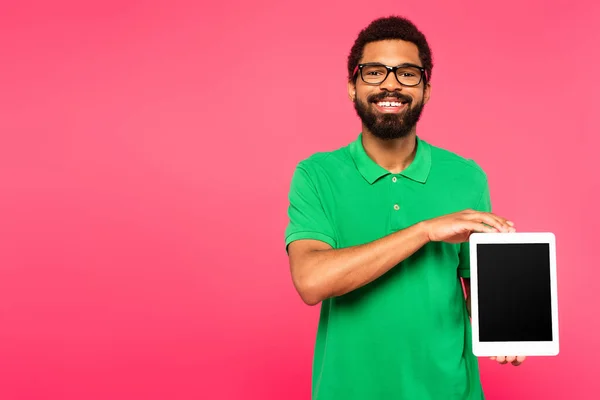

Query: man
left=284, top=16, right=525, bottom=400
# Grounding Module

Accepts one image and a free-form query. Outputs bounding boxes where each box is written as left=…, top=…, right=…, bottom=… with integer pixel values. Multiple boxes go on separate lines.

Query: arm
left=288, top=212, right=511, bottom=306
left=285, top=164, right=512, bottom=306
left=288, top=222, right=430, bottom=305
left=463, top=277, right=471, bottom=318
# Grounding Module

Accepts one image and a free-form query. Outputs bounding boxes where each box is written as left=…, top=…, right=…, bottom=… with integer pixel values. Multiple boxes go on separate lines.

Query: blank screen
left=477, top=243, right=553, bottom=342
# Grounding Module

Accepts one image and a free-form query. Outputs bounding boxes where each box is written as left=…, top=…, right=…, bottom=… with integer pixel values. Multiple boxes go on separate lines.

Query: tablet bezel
left=469, top=232, right=559, bottom=356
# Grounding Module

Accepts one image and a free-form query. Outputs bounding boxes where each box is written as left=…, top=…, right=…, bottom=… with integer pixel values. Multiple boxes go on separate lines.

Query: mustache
left=368, top=92, right=412, bottom=104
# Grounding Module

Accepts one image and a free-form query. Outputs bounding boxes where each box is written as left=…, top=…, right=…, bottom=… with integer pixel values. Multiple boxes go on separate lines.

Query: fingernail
left=507, top=221, right=514, bottom=226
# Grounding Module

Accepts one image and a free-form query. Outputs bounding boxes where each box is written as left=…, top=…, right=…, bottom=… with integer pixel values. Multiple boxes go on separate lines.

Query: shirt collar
left=349, top=133, right=431, bottom=184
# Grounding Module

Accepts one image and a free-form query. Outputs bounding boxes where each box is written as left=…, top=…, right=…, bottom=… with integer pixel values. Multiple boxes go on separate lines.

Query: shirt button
left=393, top=204, right=400, bottom=210
left=392, top=177, right=397, bottom=182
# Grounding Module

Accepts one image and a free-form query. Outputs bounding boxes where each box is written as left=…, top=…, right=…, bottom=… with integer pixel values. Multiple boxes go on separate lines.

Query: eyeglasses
left=353, top=63, right=426, bottom=86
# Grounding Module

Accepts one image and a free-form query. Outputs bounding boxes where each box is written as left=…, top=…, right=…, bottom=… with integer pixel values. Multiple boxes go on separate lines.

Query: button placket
left=392, top=176, right=400, bottom=210
left=390, top=175, right=403, bottom=230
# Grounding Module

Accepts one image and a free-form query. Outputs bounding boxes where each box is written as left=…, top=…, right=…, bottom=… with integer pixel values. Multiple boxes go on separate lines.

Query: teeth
left=377, top=101, right=402, bottom=107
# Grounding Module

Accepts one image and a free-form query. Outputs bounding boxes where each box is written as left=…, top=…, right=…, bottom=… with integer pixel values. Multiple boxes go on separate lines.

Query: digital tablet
left=469, top=232, right=559, bottom=356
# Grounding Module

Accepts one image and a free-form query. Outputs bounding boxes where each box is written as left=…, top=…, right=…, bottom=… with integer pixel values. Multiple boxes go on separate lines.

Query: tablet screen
left=476, top=243, right=553, bottom=342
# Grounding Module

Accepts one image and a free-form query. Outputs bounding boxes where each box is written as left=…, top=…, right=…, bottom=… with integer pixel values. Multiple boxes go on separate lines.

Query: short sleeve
left=284, top=164, right=337, bottom=252
left=458, top=178, right=492, bottom=278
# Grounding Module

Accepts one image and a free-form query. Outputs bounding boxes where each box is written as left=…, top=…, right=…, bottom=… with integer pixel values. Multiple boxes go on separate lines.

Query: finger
left=512, top=356, right=526, bottom=366
left=489, top=356, right=496, bottom=361
left=506, top=356, right=516, bottom=364
left=480, top=214, right=512, bottom=232
left=468, top=221, right=498, bottom=234
left=468, top=212, right=512, bottom=233
left=505, top=219, right=516, bottom=233
left=463, top=208, right=516, bottom=232
left=465, top=212, right=505, bottom=231
left=496, top=356, right=507, bottom=364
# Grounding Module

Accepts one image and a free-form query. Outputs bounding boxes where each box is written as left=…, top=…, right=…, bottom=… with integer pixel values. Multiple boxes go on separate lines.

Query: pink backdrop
left=1, top=1, right=599, bottom=399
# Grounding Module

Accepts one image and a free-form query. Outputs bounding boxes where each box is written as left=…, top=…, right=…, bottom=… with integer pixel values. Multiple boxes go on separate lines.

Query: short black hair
left=347, top=16, right=433, bottom=84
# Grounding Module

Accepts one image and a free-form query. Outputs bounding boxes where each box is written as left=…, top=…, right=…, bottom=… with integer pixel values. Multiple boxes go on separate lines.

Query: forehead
left=360, top=40, right=421, bottom=66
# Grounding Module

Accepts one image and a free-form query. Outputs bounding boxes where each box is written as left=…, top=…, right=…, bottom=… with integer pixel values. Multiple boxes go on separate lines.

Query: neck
left=361, top=128, right=417, bottom=174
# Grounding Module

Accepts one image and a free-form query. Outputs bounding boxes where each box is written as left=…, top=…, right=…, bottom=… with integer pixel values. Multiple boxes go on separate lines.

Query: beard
left=353, top=91, right=425, bottom=140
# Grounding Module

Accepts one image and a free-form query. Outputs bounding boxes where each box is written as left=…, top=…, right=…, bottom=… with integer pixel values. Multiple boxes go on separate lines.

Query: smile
left=372, top=100, right=408, bottom=113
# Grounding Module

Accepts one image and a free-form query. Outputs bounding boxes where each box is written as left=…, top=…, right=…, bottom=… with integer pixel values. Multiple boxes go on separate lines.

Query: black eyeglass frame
left=352, top=62, right=427, bottom=86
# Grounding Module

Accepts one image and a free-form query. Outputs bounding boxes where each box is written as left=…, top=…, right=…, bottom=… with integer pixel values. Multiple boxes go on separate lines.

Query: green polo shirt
left=285, top=133, right=492, bottom=400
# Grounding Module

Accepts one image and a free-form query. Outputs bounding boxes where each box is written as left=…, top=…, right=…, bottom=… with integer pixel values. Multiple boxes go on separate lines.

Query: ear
left=423, top=82, right=431, bottom=105
left=347, top=80, right=356, bottom=101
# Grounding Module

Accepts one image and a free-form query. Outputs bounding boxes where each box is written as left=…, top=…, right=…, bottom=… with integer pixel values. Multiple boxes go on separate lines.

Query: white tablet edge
left=469, top=232, right=559, bottom=356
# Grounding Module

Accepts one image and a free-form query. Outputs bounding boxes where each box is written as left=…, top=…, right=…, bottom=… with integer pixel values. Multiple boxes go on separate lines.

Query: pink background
left=1, top=1, right=599, bottom=399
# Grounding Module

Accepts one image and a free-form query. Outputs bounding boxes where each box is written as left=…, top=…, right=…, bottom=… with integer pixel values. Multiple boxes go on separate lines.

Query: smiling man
left=285, top=16, right=524, bottom=400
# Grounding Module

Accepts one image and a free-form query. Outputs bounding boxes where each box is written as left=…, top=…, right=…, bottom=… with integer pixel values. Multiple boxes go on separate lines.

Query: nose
left=380, top=71, right=402, bottom=92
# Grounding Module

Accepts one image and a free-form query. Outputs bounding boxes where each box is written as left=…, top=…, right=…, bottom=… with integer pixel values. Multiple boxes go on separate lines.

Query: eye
left=362, top=66, right=387, bottom=76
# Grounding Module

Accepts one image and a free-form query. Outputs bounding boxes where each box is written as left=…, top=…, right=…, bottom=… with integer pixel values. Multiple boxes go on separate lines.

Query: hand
left=490, top=356, right=526, bottom=366
left=423, top=209, right=516, bottom=244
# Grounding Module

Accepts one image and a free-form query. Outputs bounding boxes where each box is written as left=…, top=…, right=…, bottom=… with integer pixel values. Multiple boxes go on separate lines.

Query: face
left=348, top=40, right=431, bottom=140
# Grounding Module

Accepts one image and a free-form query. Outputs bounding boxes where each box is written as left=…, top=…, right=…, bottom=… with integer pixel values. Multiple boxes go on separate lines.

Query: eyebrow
left=361, top=62, right=423, bottom=68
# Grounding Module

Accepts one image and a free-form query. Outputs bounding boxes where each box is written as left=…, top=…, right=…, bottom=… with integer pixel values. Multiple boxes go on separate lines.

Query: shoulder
left=293, top=142, right=354, bottom=178
left=426, top=140, right=488, bottom=184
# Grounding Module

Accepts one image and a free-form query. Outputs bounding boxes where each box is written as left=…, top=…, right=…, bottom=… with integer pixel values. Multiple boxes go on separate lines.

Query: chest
left=322, top=174, right=471, bottom=247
